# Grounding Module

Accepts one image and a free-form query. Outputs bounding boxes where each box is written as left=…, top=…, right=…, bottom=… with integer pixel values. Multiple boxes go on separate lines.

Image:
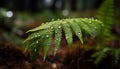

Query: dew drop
left=38, top=35, right=41, bottom=36
left=89, top=21, right=92, bottom=24
left=36, top=41, right=39, bottom=43
left=50, top=26, right=54, bottom=29
left=78, top=32, right=80, bottom=34
left=46, top=35, right=49, bottom=38
left=35, top=35, right=37, bottom=37
left=58, top=26, right=61, bottom=29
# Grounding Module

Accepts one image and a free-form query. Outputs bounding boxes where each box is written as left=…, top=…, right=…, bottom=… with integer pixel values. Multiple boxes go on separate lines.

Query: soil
left=0, top=42, right=63, bottom=69
left=0, top=42, right=35, bottom=69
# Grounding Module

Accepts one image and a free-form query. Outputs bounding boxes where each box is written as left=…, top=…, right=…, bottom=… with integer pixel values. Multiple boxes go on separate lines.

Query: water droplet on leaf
left=58, top=26, right=61, bottom=29
left=35, top=35, right=37, bottom=37
left=46, top=35, right=49, bottom=38
left=50, top=27, right=54, bottom=29
left=78, top=32, right=80, bottom=34
left=36, top=41, right=39, bottom=43
left=38, top=35, right=40, bottom=36
left=89, top=21, right=92, bottom=24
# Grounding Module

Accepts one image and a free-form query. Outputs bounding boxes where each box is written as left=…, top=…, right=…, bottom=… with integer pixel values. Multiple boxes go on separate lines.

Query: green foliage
left=92, top=0, right=120, bottom=66
left=91, top=46, right=120, bottom=65
left=91, top=0, right=120, bottom=67
left=24, top=18, right=103, bottom=60
left=91, top=47, right=111, bottom=64
left=97, top=0, right=114, bottom=26
left=97, top=0, right=114, bottom=41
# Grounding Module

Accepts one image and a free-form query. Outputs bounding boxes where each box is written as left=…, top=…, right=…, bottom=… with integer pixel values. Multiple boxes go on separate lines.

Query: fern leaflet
left=62, top=22, right=73, bottom=47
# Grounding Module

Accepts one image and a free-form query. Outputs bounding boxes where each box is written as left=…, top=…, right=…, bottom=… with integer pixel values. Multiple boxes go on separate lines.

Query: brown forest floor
left=0, top=41, right=120, bottom=69
left=0, top=42, right=34, bottom=69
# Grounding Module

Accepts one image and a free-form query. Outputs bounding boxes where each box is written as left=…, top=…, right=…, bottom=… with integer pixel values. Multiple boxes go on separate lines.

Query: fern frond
left=96, top=0, right=114, bottom=42
left=97, top=0, right=114, bottom=26
left=92, top=47, right=120, bottom=65
left=24, top=18, right=103, bottom=60
left=91, top=47, right=111, bottom=64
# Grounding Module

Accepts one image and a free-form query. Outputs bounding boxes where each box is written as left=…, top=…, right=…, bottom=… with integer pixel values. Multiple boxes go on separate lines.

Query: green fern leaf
left=27, top=23, right=52, bottom=32
left=43, top=30, right=53, bottom=60
left=24, top=32, right=41, bottom=42
left=54, top=24, right=62, bottom=55
left=69, top=20, right=83, bottom=44
left=24, top=18, right=103, bottom=60
left=96, top=0, right=114, bottom=42
left=31, top=42, right=40, bottom=61
left=97, top=0, right=114, bottom=26
left=91, top=47, right=111, bottom=64
left=76, top=18, right=96, bottom=38
left=81, top=18, right=103, bottom=36
left=62, top=22, right=73, bottom=47
left=30, top=39, right=42, bottom=61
